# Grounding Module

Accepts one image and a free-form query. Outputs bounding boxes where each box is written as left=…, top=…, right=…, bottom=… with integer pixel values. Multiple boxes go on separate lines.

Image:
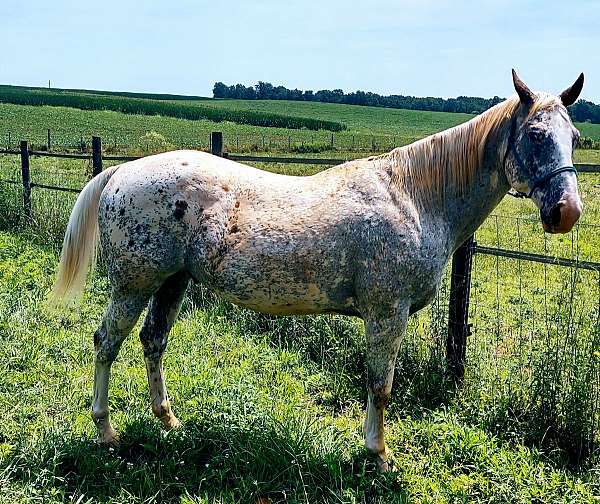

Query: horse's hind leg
left=92, top=291, right=150, bottom=444
left=139, top=271, right=190, bottom=430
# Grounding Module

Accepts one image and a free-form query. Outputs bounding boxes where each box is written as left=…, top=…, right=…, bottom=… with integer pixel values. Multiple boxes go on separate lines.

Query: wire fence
left=1, top=134, right=600, bottom=463
left=2, top=128, right=425, bottom=156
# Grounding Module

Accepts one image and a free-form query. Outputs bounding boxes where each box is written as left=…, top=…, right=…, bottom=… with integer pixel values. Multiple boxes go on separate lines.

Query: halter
left=504, top=118, right=577, bottom=199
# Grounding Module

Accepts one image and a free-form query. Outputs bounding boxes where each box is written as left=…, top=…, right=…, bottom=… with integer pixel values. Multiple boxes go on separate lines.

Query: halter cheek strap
left=504, top=118, right=578, bottom=199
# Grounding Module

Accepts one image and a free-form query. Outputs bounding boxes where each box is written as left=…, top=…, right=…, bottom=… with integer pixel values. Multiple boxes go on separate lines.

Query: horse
left=51, top=70, right=584, bottom=471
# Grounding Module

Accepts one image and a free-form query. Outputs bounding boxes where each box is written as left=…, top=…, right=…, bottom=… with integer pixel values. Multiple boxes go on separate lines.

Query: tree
left=213, top=82, right=228, bottom=98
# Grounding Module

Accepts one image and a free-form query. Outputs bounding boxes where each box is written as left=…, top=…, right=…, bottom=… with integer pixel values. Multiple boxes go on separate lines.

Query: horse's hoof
left=98, top=431, right=120, bottom=447
left=376, top=456, right=392, bottom=472
left=161, top=415, right=182, bottom=431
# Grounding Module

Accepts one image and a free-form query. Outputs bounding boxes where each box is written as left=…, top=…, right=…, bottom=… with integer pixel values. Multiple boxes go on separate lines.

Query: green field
left=3, top=86, right=600, bottom=159
left=0, top=101, right=469, bottom=153
left=0, top=85, right=345, bottom=132
left=1, top=91, right=600, bottom=502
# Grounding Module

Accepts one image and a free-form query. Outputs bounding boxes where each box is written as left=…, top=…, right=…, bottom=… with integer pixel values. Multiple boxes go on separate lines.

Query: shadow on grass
left=2, top=417, right=407, bottom=503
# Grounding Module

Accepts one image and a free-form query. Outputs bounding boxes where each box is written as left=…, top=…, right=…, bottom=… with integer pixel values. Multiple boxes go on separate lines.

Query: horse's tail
left=50, top=165, right=120, bottom=304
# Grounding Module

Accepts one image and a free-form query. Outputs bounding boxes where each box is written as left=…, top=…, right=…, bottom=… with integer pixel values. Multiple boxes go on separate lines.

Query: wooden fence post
left=447, top=235, right=475, bottom=381
left=47, top=129, right=51, bottom=151
left=211, top=132, right=223, bottom=157
left=20, top=140, right=31, bottom=220
left=92, top=136, right=103, bottom=177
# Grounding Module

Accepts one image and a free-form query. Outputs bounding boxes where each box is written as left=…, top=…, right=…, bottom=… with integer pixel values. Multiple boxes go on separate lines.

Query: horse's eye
left=528, top=129, right=545, bottom=142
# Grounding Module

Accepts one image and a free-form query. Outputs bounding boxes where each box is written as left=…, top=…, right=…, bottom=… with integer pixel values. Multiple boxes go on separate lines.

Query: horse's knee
left=91, top=405, right=109, bottom=423
left=139, top=326, right=167, bottom=359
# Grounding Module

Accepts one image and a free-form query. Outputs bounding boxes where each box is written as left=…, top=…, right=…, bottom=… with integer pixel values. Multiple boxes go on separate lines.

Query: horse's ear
left=512, top=69, right=535, bottom=107
left=559, top=73, right=584, bottom=107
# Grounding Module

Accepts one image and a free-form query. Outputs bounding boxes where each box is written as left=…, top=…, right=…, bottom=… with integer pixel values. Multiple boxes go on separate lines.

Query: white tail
left=51, top=166, right=120, bottom=304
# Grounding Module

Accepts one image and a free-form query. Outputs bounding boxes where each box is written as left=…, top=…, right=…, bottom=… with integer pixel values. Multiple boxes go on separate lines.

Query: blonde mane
left=379, top=93, right=563, bottom=204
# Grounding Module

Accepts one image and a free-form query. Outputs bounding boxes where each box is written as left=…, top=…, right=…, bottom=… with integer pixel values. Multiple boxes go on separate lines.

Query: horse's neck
left=442, top=153, right=510, bottom=251
left=402, top=121, right=511, bottom=253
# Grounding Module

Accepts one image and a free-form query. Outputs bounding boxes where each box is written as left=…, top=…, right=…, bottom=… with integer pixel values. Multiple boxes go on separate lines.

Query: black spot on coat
left=173, top=200, right=188, bottom=220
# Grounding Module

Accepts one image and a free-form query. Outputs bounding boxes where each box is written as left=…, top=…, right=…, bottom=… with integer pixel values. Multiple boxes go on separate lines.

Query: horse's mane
left=378, top=92, right=562, bottom=204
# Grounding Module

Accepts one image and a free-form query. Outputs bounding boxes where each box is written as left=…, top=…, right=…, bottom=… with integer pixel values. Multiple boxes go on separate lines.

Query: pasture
left=4, top=87, right=600, bottom=158
left=1, top=94, right=600, bottom=502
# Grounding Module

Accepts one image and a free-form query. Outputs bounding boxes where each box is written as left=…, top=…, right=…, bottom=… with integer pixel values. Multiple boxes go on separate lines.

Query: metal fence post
left=20, top=140, right=31, bottom=220
left=47, top=129, right=51, bottom=151
left=211, top=132, right=223, bottom=157
left=92, top=136, right=102, bottom=177
left=447, top=234, right=475, bottom=381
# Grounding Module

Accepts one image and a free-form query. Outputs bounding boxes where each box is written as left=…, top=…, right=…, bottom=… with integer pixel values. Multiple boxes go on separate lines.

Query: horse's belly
left=196, top=243, right=357, bottom=316
left=214, top=279, right=354, bottom=316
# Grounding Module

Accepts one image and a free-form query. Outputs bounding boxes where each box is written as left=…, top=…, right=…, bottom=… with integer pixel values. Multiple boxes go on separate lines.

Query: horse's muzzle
left=541, top=194, right=582, bottom=233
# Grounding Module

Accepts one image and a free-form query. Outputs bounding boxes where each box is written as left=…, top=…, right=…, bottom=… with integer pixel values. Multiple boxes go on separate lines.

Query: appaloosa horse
left=52, top=71, right=584, bottom=470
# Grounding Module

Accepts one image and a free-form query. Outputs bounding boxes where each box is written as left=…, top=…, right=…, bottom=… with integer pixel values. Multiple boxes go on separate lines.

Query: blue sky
left=1, top=0, right=598, bottom=101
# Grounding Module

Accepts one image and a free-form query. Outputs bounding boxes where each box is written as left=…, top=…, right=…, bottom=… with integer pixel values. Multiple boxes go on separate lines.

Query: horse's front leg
left=363, top=303, right=409, bottom=471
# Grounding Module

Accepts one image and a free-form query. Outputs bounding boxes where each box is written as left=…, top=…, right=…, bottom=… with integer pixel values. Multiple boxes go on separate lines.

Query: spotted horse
left=52, top=71, right=584, bottom=470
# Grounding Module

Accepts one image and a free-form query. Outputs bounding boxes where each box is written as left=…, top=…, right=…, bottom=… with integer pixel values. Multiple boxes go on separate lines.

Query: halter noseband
left=504, top=118, right=577, bottom=199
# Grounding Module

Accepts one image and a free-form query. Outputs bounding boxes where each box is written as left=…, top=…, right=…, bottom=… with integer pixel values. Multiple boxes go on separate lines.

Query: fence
left=3, top=128, right=424, bottom=156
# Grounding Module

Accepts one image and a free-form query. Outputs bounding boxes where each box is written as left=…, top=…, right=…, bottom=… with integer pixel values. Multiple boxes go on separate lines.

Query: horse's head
left=505, top=70, right=584, bottom=233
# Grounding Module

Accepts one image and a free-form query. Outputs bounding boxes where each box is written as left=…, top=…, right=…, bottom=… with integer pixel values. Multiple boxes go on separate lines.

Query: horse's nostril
left=550, top=203, right=564, bottom=228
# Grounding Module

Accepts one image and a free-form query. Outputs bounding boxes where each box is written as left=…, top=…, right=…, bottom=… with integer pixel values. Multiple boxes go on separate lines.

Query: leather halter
left=503, top=118, right=577, bottom=199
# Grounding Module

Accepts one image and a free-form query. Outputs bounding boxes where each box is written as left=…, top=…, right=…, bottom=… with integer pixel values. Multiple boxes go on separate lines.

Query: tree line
left=213, top=81, right=600, bottom=124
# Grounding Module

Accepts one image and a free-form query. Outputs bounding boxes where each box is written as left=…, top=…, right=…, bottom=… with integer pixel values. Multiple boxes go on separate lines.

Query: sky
left=1, top=0, right=599, bottom=102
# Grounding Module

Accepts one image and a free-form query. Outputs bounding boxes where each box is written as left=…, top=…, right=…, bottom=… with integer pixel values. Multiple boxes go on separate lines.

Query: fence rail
left=2, top=131, right=600, bottom=382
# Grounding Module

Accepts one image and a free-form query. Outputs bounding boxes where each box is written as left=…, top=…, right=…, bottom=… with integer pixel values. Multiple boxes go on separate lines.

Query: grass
left=0, top=101, right=467, bottom=153
left=201, top=98, right=600, bottom=140
left=0, top=231, right=599, bottom=503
